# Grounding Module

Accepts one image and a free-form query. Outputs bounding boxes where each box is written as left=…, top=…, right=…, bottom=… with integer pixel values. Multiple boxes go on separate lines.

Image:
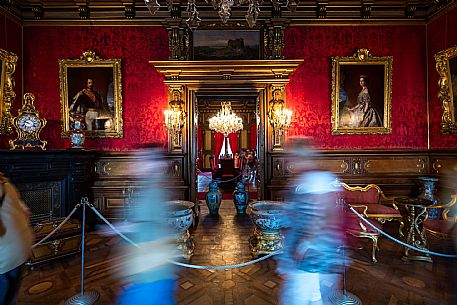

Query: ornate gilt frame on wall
left=331, top=49, right=393, bottom=135
left=0, top=48, right=18, bottom=135
left=435, top=46, right=457, bottom=134
left=59, top=51, right=123, bottom=138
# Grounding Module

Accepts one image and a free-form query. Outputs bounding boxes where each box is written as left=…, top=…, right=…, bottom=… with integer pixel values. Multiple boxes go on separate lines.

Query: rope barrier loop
left=348, top=206, right=457, bottom=258
left=34, top=197, right=457, bottom=273
left=32, top=204, right=80, bottom=248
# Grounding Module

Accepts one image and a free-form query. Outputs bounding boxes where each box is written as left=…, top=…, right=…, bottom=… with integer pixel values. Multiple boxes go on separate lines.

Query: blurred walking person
left=0, top=173, right=34, bottom=305
left=277, top=137, right=344, bottom=305
left=117, top=144, right=179, bottom=305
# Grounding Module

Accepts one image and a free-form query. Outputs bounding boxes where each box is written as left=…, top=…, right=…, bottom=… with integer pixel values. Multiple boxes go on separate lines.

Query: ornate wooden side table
left=395, top=197, right=434, bottom=263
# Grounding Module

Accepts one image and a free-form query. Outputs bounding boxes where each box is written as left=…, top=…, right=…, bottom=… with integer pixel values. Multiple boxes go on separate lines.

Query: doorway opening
left=196, top=94, right=259, bottom=200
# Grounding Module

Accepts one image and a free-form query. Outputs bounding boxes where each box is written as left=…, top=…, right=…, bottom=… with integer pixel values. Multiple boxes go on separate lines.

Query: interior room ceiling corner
left=3, top=0, right=456, bottom=25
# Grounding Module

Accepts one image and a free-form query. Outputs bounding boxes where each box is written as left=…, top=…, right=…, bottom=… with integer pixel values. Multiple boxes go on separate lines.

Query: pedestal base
left=65, top=291, right=99, bottom=305
left=328, top=291, right=363, bottom=305
left=249, top=228, right=283, bottom=258
left=177, top=231, right=195, bottom=259
left=402, top=253, right=433, bottom=263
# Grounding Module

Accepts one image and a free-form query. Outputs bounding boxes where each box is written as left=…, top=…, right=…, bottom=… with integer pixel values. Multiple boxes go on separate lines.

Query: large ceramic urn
left=205, top=181, right=222, bottom=215
left=165, top=200, right=195, bottom=259
left=233, top=181, right=249, bottom=214
left=418, top=176, right=441, bottom=220
left=248, top=201, right=285, bottom=257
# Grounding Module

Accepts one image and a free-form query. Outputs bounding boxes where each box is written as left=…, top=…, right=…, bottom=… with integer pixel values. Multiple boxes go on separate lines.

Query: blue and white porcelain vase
left=418, top=176, right=441, bottom=220
left=70, top=114, right=85, bottom=149
left=205, top=181, right=222, bottom=215
left=233, top=182, right=249, bottom=214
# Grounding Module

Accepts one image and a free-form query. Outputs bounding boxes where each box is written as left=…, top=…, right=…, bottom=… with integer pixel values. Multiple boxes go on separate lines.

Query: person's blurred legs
left=117, top=279, right=176, bottom=305
left=0, top=265, right=23, bottom=305
left=280, top=271, right=322, bottom=305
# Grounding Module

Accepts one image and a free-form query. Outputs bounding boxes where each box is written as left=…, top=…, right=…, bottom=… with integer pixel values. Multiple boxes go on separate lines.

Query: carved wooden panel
left=93, top=153, right=188, bottom=220
left=267, top=150, right=435, bottom=199
left=430, top=157, right=457, bottom=175
left=364, top=158, right=427, bottom=174
left=96, top=160, right=134, bottom=178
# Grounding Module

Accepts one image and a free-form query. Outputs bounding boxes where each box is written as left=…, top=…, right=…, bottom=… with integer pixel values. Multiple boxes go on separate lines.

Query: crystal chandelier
left=209, top=102, right=243, bottom=137
left=145, top=0, right=297, bottom=29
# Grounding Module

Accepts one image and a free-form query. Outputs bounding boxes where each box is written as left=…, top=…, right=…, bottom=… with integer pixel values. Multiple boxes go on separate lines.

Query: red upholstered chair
left=424, top=194, right=457, bottom=239
left=210, top=156, right=221, bottom=179
left=344, top=204, right=382, bottom=263
left=340, top=182, right=404, bottom=236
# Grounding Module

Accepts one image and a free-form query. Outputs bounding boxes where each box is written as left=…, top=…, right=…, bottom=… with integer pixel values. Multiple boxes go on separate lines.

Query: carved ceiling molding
left=150, top=60, right=303, bottom=84
left=2, top=0, right=456, bottom=25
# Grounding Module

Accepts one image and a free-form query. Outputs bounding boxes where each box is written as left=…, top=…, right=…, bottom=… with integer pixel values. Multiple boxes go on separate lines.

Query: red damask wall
left=428, top=5, right=457, bottom=149
left=284, top=25, right=428, bottom=149
left=15, top=24, right=432, bottom=151
left=22, top=26, right=169, bottom=150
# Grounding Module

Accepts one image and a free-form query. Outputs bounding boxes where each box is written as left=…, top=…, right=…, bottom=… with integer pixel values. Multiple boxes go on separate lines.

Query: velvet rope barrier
left=349, top=206, right=457, bottom=258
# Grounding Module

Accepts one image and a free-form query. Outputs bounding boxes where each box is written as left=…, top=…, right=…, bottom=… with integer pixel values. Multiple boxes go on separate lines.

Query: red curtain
left=228, top=132, right=239, bottom=157
left=214, top=132, right=224, bottom=164
left=250, top=124, right=257, bottom=150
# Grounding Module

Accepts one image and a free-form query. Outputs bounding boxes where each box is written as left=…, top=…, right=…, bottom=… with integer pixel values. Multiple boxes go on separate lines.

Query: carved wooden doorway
left=151, top=60, right=302, bottom=203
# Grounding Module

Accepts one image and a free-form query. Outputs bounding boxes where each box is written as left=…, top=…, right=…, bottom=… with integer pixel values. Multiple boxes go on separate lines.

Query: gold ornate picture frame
left=0, top=48, right=18, bottom=135
left=59, top=51, right=123, bottom=138
left=435, top=46, right=457, bottom=134
left=331, top=49, right=393, bottom=135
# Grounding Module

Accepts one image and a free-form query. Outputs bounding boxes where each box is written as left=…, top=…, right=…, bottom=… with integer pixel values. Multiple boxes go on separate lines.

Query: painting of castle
left=193, top=30, right=260, bottom=60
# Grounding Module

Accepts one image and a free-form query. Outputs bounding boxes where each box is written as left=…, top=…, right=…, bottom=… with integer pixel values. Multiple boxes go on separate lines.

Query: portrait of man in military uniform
left=65, top=66, right=117, bottom=133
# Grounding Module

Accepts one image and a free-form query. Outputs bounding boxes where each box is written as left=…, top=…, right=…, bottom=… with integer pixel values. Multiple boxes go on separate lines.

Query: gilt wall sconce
left=165, top=87, right=186, bottom=152
left=268, top=85, right=292, bottom=150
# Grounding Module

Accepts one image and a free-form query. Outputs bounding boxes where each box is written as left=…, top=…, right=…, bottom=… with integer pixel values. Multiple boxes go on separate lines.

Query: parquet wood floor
left=16, top=200, right=457, bottom=305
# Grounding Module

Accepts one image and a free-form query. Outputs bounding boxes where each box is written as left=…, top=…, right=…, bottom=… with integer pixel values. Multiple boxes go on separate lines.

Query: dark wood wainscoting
left=0, top=150, right=96, bottom=224
left=267, top=150, right=457, bottom=201
left=430, top=150, right=457, bottom=199
left=0, top=149, right=455, bottom=221
left=93, top=152, right=189, bottom=220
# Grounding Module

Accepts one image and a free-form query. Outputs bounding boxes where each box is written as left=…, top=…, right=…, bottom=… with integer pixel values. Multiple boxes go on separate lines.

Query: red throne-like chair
left=424, top=194, right=457, bottom=239
left=343, top=203, right=382, bottom=263
left=340, top=182, right=404, bottom=236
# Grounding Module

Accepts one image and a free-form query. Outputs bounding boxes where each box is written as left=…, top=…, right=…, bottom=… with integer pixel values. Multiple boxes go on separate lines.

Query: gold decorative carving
left=264, top=23, right=286, bottom=60
left=435, top=46, right=457, bottom=133
left=165, top=86, right=186, bottom=152
left=167, top=25, right=190, bottom=60
left=249, top=228, right=283, bottom=258
left=268, top=84, right=291, bottom=151
left=0, top=48, right=17, bottom=135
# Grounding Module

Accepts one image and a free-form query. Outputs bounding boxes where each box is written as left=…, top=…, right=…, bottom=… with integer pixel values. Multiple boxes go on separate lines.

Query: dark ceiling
left=1, top=0, right=455, bottom=26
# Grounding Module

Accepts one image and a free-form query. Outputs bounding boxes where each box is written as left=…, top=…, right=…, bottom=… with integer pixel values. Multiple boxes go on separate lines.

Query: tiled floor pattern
left=16, top=200, right=457, bottom=305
